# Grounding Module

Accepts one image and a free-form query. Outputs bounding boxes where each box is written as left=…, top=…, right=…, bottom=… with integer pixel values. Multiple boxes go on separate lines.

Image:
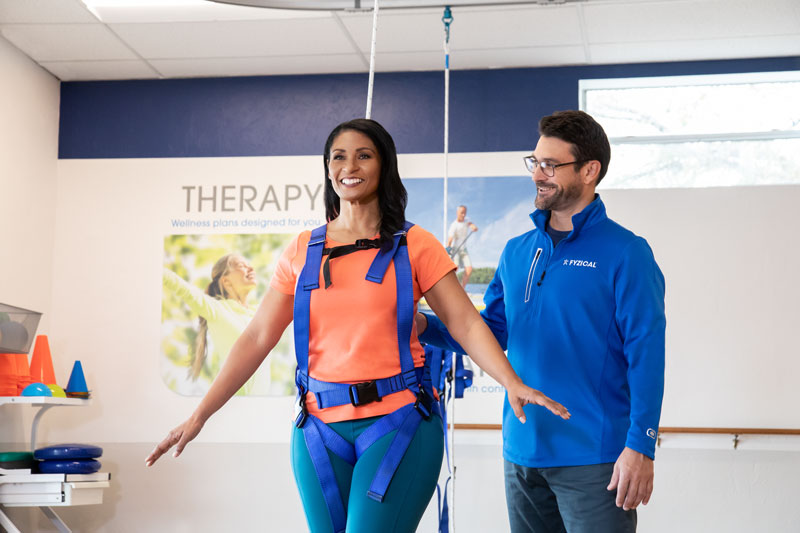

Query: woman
left=147, top=119, right=569, bottom=532
left=162, top=253, right=267, bottom=394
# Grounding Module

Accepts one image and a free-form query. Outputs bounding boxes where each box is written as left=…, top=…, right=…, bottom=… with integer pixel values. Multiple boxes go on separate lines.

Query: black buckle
left=349, top=380, right=382, bottom=407
left=354, top=239, right=375, bottom=250
left=414, top=388, right=433, bottom=420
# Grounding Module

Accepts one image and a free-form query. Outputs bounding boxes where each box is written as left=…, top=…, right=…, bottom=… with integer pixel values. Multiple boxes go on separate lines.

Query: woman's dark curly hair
left=323, top=118, right=407, bottom=250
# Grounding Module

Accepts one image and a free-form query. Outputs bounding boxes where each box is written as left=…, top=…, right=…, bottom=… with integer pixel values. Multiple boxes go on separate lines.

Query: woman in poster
left=148, top=119, right=569, bottom=532
left=163, top=253, right=266, bottom=395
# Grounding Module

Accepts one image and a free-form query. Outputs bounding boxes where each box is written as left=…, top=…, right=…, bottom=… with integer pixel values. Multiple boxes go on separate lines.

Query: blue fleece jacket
left=420, top=195, right=665, bottom=467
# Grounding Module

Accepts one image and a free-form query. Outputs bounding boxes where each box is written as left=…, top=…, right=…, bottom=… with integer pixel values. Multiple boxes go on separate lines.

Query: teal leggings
left=291, top=413, right=444, bottom=533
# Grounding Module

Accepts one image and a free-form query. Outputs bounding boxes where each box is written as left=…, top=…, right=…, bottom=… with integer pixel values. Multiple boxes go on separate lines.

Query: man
left=419, top=110, right=665, bottom=533
left=447, top=205, right=478, bottom=288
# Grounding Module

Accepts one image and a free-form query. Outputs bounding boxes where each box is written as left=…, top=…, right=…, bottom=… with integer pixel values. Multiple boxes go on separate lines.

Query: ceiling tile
left=39, top=59, right=158, bottom=81
left=453, top=45, right=587, bottom=69
left=110, top=18, right=353, bottom=59
left=91, top=2, right=331, bottom=23
left=0, top=0, right=97, bottom=24
left=150, top=53, right=366, bottom=77
left=0, top=24, right=138, bottom=61
left=584, top=0, right=800, bottom=43
left=372, top=45, right=587, bottom=72
left=340, top=5, right=583, bottom=53
left=589, top=34, right=800, bottom=65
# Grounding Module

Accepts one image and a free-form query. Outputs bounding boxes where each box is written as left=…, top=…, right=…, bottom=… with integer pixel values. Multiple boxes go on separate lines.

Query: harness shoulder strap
left=294, top=224, right=328, bottom=388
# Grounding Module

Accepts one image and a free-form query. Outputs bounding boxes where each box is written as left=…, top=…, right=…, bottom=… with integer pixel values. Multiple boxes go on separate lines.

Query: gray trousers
left=504, top=459, right=637, bottom=533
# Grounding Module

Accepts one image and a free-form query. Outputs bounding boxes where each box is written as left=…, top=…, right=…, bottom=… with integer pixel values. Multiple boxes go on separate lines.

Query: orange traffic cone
left=30, top=335, right=57, bottom=386
left=0, top=353, right=17, bottom=396
left=15, top=353, right=31, bottom=395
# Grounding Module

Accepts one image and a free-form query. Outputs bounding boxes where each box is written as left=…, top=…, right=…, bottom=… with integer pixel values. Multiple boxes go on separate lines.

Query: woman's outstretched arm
left=423, top=271, right=570, bottom=422
left=146, top=288, right=294, bottom=466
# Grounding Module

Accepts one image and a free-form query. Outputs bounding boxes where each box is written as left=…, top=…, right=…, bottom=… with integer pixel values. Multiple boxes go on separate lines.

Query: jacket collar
left=530, top=194, right=607, bottom=238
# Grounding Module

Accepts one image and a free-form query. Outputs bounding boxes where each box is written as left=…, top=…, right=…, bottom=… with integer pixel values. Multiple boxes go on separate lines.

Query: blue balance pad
left=37, top=458, right=101, bottom=474
left=34, top=444, right=103, bottom=460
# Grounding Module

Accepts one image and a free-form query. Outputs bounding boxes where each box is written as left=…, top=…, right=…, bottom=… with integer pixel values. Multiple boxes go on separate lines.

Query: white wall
left=0, top=33, right=60, bottom=531
left=0, top=34, right=59, bottom=439
left=0, top=36, right=59, bottom=326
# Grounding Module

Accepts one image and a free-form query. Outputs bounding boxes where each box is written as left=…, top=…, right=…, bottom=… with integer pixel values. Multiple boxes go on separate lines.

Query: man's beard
left=534, top=179, right=582, bottom=211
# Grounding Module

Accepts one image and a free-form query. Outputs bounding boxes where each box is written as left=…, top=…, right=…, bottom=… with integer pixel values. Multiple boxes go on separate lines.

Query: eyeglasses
left=523, top=156, right=586, bottom=178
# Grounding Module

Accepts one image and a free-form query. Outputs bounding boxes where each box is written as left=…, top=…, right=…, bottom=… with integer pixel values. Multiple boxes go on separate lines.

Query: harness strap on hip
left=297, top=365, right=425, bottom=410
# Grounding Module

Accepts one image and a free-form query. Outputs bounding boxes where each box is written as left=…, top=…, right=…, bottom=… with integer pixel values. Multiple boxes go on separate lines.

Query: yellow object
left=47, top=384, right=67, bottom=397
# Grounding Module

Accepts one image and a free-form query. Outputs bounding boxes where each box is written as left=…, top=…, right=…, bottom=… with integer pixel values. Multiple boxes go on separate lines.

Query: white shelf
left=0, top=473, right=111, bottom=507
left=0, top=397, right=89, bottom=407
left=1, top=396, right=107, bottom=532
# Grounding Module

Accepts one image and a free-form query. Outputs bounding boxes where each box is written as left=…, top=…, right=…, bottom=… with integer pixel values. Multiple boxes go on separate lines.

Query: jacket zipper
left=524, top=248, right=543, bottom=303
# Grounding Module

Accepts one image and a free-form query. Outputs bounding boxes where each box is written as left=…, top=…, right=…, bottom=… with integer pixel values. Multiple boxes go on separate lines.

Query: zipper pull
left=537, top=269, right=547, bottom=287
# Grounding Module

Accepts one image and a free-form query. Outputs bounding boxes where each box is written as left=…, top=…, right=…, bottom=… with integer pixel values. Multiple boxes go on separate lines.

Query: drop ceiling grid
left=0, top=0, right=97, bottom=24
left=1, top=24, right=138, bottom=62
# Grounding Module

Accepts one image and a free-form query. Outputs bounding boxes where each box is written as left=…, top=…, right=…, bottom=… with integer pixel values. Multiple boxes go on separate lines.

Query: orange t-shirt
left=270, top=224, right=456, bottom=423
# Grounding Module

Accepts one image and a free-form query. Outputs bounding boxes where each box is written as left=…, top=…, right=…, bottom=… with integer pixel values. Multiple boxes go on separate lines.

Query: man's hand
left=607, top=447, right=654, bottom=510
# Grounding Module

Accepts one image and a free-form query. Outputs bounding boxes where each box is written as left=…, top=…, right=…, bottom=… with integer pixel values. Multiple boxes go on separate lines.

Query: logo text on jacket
left=563, top=259, right=597, bottom=268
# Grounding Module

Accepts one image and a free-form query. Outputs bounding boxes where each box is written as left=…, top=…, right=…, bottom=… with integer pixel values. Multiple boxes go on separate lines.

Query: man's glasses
left=523, top=156, right=586, bottom=178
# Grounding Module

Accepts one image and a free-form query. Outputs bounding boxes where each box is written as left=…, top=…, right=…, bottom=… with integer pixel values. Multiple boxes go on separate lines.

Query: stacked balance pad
left=34, top=444, right=103, bottom=474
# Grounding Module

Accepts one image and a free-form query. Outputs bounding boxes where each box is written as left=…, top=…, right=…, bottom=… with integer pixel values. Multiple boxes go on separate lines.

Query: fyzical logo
left=562, top=259, right=597, bottom=268
left=646, top=428, right=657, bottom=439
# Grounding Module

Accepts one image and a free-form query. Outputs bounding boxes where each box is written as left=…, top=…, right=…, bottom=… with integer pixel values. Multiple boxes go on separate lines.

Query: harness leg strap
left=302, top=420, right=348, bottom=533
left=366, top=408, right=425, bottom=502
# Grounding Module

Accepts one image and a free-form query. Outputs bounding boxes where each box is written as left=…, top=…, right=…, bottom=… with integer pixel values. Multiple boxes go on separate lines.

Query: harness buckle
left=294, top=393, right=308, bottom=428
left=354, top=239, right=374, bottom=250
left=414, top=388, right=433, bottom=420
left=349, top=380, right=382, bottom=407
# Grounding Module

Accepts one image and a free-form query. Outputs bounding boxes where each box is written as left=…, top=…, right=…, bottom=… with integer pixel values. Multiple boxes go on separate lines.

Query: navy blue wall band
left=59, top=56, right=800, bottom=159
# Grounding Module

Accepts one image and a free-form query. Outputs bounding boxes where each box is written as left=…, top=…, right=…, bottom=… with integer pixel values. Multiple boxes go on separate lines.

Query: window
left=580, top=72, right=800, bottom=189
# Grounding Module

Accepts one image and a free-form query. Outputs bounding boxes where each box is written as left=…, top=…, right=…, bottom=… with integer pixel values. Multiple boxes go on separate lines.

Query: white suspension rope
left=365, top=0, right=380, bottom=119
left=442, top=11, right=451, bottom=244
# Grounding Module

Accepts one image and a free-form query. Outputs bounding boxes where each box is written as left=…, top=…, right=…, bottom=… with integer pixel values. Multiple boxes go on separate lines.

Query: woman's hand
left=145, top=416, right=205, bottom=467
left=506, top=379, right=571, bottom=423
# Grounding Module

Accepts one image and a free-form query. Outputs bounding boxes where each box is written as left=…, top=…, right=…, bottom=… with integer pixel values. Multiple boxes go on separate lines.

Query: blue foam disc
left=37, top=458, right=101, bottom=474
left=34, top=444, right=103, bottom=460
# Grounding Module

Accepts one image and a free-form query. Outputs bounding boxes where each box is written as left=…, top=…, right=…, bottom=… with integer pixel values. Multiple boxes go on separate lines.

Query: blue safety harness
left=293, top=221, right=441, bottom=533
